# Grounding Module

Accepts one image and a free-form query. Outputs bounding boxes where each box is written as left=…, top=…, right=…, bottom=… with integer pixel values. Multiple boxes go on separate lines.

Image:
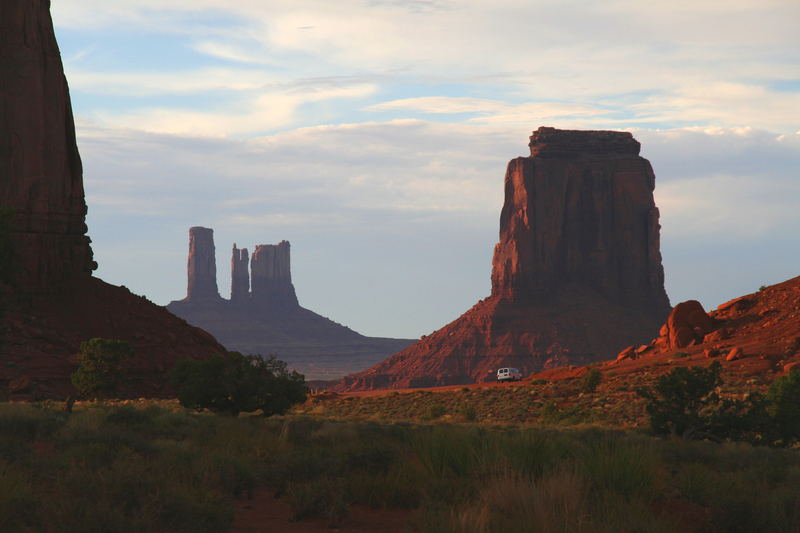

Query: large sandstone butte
left=0, top=0, right=224, bottom=399
left=167, top=230, right=414, bottom=380
left=339, top=127, right=672, bottom=390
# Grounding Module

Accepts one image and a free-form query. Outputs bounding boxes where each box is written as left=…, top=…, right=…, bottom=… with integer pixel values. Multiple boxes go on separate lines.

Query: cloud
left=87, top=83, right=377, bottom=136
left=54, top=0, right=800, bottom=136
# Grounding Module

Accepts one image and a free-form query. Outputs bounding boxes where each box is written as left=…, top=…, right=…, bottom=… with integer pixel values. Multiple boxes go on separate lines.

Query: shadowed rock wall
left=0, top=0, right=96, bottom=291
left=231, top=244, right=249, bottom=302
left=0, top=1, right=226, bottom=399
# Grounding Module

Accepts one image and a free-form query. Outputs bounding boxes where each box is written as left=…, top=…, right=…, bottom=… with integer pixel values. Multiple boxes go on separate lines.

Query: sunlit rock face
left=339, top=127, right=671, bottom=391
left=491, top=127, right=669, bottom=311
left=0, top=0, right=96, bottom=291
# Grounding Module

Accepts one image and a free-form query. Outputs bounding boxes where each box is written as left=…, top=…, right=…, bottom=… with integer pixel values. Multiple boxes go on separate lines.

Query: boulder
left=616, top=345, right=636, bottom=361
left=726, top=347, right=744, bottom=361
left=663, top=301, right=716, bottom=349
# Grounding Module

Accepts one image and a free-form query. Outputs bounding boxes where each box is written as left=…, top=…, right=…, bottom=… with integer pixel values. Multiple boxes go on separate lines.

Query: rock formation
left=0, top=0, right=96, bottom=291
left=339, top=127, right=672, bottom=390
left=492, top=127, right=668, bottom=310
left=231, top=244, right=249, bottom=302
left=168, top=232, right=414, bottom=380
left=251, top=241, right=298, bottom=307
left=0, top=0, right=224, bottom=399
left=184, top=227, right=222, bottom=301
left=605, top=275, right=800, bottom=382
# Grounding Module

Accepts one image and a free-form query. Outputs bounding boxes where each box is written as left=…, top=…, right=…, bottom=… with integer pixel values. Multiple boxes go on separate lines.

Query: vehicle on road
left=496, top=367, right=522, bottom=382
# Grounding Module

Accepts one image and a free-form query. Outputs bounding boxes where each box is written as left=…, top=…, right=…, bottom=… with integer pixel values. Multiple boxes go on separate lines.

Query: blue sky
left=51, top=0, right=800, bottom=338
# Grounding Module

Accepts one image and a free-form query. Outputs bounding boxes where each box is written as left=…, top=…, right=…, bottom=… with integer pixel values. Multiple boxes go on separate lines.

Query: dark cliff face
left=0, top=0, right=95, bottom=291
left=491, top=127, right=669, bottom=313
left=338, top=127, right=672, bottom=391
left=0, top=1, right=226, bottom=398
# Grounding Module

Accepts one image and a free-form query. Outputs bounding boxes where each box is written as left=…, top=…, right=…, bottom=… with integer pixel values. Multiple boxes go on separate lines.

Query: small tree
left=71, top=338, right=134, bottom=398
left=763, top=369, right=800, bottom=446
left=637, top=362, right=724, bottom=439
left=170, top=352, right=306, bottom=416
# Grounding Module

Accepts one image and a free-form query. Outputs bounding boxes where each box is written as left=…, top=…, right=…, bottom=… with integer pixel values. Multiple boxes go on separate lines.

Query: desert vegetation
left=2, top=401, right=800, bottom=532
left=70, top=338, right=134, bottom=399
left=170, top=352, right=306, bottom=416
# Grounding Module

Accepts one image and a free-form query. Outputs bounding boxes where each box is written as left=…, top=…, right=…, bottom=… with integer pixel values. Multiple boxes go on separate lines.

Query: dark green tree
left=637, top=362, right=724, bottom=439
left=170, top=352, right=306, bottom=416
left=71, top=338, right=134, bottom=398
left=763, top=369, right=800, bottom=446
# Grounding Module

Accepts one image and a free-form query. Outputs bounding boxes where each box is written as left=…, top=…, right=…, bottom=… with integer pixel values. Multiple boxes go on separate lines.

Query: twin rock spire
left=183, top=226, right=298, bottom=307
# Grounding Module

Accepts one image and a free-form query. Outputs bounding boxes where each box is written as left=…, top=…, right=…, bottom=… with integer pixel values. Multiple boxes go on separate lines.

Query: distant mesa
left=0, top=0, right=224, bottom=399
left=167, top=229, right=414, bottom=380
left=338, top=126, right=672, bottom=390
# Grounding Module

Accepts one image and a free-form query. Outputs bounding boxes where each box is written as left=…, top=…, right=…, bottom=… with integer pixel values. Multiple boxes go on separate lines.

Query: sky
left=50, top=0, right=800, bottom=339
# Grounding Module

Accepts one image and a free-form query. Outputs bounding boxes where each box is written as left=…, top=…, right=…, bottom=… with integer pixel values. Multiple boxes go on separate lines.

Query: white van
left=496, top=367, right=522, bottom=382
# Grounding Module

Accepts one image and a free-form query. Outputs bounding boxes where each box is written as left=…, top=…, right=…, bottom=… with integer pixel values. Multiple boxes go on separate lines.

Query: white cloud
left=89, top=83, right=377, bottom=136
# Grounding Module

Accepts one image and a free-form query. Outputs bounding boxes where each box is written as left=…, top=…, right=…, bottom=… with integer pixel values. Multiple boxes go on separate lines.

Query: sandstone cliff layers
left=0, top=0, right=224, bottom=399
left=340, top=127, right=671, bottom=390
left=168, top=230, right=414, bottom=380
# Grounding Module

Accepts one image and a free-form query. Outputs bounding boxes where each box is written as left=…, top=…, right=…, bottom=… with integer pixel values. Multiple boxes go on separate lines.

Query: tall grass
left=1, top=403, right=800, bottom=532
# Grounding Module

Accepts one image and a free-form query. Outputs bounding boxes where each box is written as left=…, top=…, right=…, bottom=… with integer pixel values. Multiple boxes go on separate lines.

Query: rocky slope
left=0, top=0, right=225, bottom=399
left=167, top=229, right=414, bottom=380
left=339, top=127, right=671, bottom=390
left=603, top=275, right=800, bottom=378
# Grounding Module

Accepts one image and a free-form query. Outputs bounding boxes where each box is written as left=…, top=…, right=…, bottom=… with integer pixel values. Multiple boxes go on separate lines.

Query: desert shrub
left=170, top=352, right=306, bottom=416
left=287, top=477, right=350, bottom=526
left=763, top=369, right=800, bottom=446
left=581, top=368, right=602, bottom=393
left=425, top=404, right=446, bottom=420
left=461, top=404, right=477, bottom=422
left=71, top=338, right=134, bottom=398
left=637, top=361, right=724, bottom=438
left=640, top=363, right=800, bottom=446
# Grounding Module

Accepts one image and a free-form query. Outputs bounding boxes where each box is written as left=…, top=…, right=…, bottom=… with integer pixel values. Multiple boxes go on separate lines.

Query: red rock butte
left=0, top=0, right=224, bottom=399
left=339, top=127, right=672, bottom=390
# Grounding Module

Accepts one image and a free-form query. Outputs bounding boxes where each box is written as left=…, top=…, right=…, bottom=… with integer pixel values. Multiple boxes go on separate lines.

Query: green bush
left=170, top=352, right=306, bottom=417
left=639, top=364, right=800, bottom=447
left=71, top=339, right=134, bottom=398
left=637, top=362, right=723, bottom=438
left=763, top=369, right=800, bottom=446
left=581, top=368, right=602, bottom=393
